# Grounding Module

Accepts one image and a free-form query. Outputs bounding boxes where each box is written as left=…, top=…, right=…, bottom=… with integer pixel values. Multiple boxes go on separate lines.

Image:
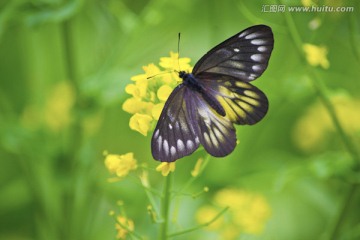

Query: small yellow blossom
left=147, top=205, right=157, bottom=222
left=301, top=0, right=314, bottom=7
left=157, top=85, right=173, bottom=101
left=156, top=162, right=176, bottom=176
left=104, top=152, right=137, bottom=179
left=125, top=81, right=148, bottom=99
left=195, top=206, right=224, bottom=230
left=151, top=103, right=165, bottom=120
left=303, top=43, right=330, bottom=69
left=115, top=216, right=135, bottom=239
left=44, top=81, right=75, bottom=132
left=293, top=94, right=360, bottom=153
left=122, top=98, right=154, bottom=115
left=129, top=113, right=153, bottom=136
left=191, top=158, right=204, bottom=177
left=159, top=51, right=191, bottom=71
left=196, top=188, right=271, bottom=238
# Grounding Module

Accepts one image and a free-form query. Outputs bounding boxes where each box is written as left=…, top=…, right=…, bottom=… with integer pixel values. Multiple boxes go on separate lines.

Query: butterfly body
left=152, top=25, right=274, bottom=162
left=180, top=71, right=226, bottom=116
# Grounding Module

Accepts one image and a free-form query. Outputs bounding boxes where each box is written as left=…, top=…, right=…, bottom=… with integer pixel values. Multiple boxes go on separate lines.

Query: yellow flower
left=301, top=0, right=314, bottom=7
left=115, top=216, right=135, bottom=239
left=156, top=162, right=176, bottom=176
left=195, top=206, right=224, bottom=230
left=219, top=189, right=271, bottom=235
left=191, top=158, right=204, bottom=177
left=104, top=152, right=137, bottom=179
left=159, top=51, right=191, bottom=71
left=122, top=98, right=154, bottom=115
left=293, top=93, right=360, bottom=153
left=151, top=103, right=165, bottom=120
left=157, top=85, right=173, bottom=101
left=123, top=52, right=193, bottom=137
left=303, top=43, right=330, bottom=69
left=44, top=81, right=75, bottom=132
left=129, top=113, right=153, bottom=136
left=125, top=80, right=148, bottom=99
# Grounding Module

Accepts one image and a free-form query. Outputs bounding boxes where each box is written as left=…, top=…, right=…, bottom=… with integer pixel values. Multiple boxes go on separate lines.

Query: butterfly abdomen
left=180, top=71, right=226, bottom=116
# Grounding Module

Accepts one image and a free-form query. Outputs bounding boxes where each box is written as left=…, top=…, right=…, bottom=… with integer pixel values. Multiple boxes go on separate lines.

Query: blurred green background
left=1, top=0, right=360, bottom=239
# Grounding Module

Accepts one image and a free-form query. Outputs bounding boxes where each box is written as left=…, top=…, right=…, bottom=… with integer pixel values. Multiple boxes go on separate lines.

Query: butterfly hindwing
left=200, top=76, right=269, bottom=125
left=189, top=92, right=237, bottom=157
left=151, top=85, right=200, bottom=162
left=193, top=25, right=274, bottom=82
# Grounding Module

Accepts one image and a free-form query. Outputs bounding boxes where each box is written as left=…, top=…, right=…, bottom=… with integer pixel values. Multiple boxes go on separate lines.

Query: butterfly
left=151, top=25, right=274, bottom=162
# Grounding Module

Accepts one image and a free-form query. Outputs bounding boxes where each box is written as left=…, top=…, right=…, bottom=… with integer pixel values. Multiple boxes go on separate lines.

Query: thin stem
left=329, top=184, right=358, bottom=240
left=178, top=154, right=210, bottom=194
left=167, top=206, right=229, bottom=238
left=158, top=173, right=173, bottom=240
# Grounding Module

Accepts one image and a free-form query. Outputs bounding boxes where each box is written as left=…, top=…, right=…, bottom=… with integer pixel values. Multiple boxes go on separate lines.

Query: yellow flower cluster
left=21, top=81, right=75, bottom=132
left=156, top=162, right=176, bottom=176
left=123, top=52, right=192, bottom=136
left=196, top=188, right=271, bottom=239
left=115, top=215, right=135, bottom=239
left=303, top=43, right=330, bottom=69
left=293, top=93, right=360, bottom=153
left=104, top=152, right=138, bottom=181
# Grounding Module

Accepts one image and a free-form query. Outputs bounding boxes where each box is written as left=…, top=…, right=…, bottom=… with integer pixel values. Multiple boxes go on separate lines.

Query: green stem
left=329, top=184, right=358, bottom=240
left=167, top=206, right=229, bottom=238
left=179, top=154, right=210, bottom=194
left=159, top=173, right=173, bottom=240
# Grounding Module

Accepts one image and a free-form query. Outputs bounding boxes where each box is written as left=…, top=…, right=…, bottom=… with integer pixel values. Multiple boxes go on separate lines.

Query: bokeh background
left=1, top=0, right=360, bottom=239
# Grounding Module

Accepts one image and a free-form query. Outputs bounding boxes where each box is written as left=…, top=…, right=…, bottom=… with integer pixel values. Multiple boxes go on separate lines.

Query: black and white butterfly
left=151, top=25, right=274, bottom=162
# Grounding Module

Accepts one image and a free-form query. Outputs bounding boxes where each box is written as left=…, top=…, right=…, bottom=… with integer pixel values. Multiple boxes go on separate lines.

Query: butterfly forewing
left=151, top=85, right=200, bottom=162
left=193, top=25, right=274, bottom=82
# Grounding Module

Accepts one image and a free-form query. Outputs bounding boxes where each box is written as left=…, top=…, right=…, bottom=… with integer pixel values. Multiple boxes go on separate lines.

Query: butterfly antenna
left=146, top=71, right=172, bottom=79
left=177, top=32, right=181, bottom=72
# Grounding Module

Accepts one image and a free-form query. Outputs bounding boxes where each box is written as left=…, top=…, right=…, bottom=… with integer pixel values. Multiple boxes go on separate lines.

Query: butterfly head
left=178, top=70, right=187, bottom=79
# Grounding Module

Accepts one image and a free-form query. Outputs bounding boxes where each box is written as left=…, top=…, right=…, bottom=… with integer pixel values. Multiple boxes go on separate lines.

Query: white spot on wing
left=163, top=140, right=169, bottom=156
left=252, top=64, right=263, bottom=72
left=238, top=30, right=249, bottom=38
left=209, top=131, right=219, bottom=147
left=177, top=139, right=185, bottom=151
left=195, top=136, right=200, bottom=144
left=251, top=39, right=267, bottom=45
left=257, top=46, right=267, bottom=52
left=154, top=129, right=159, bottom=138
left=245, top=32, right=260, bottom=40
left=213, top=128, right=224, bottom=142
left=186, top=140, right=194, bottom=149
left=170, top=146, right=176, bottom=156
left=248, top=73, right=257, bottom=80
left=203, top=132, right=211, bottom=146
left=250, top=54, right=263, bottom=62
left=168, top=124, right=173, bottom=129
left=157, top=135, right=162, bottom=151
left=234, top=48, right=240, bottom=52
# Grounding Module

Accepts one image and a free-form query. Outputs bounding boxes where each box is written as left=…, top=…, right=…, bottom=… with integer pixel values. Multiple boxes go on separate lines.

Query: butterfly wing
left=151, top=85, right=200, bottom=162
left=189, top=92, right=237, bottom=157
left=200, top=76, right=268, bottom=125
left=192, top=25, right=274, bottom=82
